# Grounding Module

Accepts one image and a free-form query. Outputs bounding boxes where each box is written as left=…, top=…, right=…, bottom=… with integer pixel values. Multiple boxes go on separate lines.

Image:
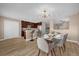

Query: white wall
left=49, top=13, right=79, bottom=42
left=4, top=19, right=20, bottom=39
left=69, top=14, right=79, bottom=42
left=41, top=22, right=46, bottom=34
left=49, top=20, right=54, bottom=33
left=0, top=17, right=4, bottom=39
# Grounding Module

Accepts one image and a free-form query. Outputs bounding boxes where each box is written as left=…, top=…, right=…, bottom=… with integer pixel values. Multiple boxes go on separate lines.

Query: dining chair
left=50, top=33, right=68, bottom=55
left=55, top=33, right=68, bottom=55
left=33, top=29, right=38, bottom=40
left=37, top=37, right=55, bottom=56
left=37, top=37, right=49, bottom=56
left=37, top=29, right=42, bottom=38
left=50, top=38, right=61, bottom=56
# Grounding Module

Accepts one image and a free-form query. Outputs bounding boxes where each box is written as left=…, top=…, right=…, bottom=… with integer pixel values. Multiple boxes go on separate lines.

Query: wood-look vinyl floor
left=0, top=38, right=79, bottom=56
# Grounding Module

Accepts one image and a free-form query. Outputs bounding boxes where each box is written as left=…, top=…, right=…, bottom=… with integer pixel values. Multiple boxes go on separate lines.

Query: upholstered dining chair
left=37, top=37, right=49, bottom=56
left=33, top=30, right=38, bottom=40
left=49, top=33, right=68, bottom=55
left=37, top=37, right=56, bottom=56
left=55, top=33, right=68, bottom=55
left=50, top=38, right=61, bottom=56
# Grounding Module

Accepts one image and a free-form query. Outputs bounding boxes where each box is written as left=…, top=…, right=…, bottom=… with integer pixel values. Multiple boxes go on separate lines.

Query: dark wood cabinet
left=21, top=20, right=42, bottom=39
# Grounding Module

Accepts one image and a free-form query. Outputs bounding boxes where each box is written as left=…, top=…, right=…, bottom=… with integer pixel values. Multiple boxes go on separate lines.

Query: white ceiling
left=0, top=3, right=79, bottom=22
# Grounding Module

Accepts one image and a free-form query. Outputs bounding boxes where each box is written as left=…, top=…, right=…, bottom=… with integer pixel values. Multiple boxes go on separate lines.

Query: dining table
left=42, top=33, right=62, bottom=55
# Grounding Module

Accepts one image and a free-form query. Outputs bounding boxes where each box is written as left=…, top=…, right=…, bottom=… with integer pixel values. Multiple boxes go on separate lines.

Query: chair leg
left=63, top=43, right=66, bottom=52
left=52, top=48, right=56, bottom=56
left=38, top=49, right=40, bottom=56
left=61, top=47, right=64, bottom=52
left=51, top=50, right=53, bottom=56
left=59, top=47, right=62, bottom=55
left=47, top=53, right=49, bottom=56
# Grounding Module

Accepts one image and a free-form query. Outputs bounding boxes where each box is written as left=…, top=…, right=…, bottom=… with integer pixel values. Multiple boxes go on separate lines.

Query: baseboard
left=67, top=39, right=79, bottom=45
left=0, top=36, right=22, bottom=41
left=0, top=39, right=6, bottom=41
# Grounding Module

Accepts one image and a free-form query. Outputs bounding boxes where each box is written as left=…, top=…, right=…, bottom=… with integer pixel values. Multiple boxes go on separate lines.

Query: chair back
left=56, top=33, right=68, bottom=47
left=37, top=37, right=49, bottom=53
left=63, top=33, right=68, bottom=43
left=33, top=30, right=38, bottom=39
left=50, top=38, right=61, bottom=49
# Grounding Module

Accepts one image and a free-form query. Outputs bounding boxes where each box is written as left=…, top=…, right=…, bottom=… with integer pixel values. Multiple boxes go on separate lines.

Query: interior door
left=4, top=19, right=20, bottom=39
